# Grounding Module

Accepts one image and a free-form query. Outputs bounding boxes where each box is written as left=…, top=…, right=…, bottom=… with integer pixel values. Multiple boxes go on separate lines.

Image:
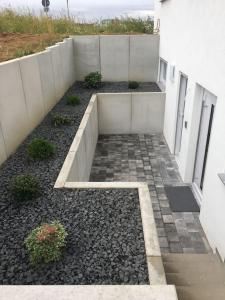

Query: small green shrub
left=51, top=113, right=72, bottom=127
left=9, top=174, right=40, bottom=201
left=128, top=81, right=139, bottom=89
left=27, top=138, right=55, bottom=160
left=84, top=72, right=102, bottom=88
left=25, top=221, right=68, bottom=265
left=66, top=95, right=80, bottom=106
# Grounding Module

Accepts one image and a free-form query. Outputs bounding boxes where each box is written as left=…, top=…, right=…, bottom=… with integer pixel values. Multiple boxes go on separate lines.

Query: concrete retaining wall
left=0, top=38, right=75, bottom=166
left=55, top=92, right=165, bottom=186
left=55, top=94, right=99, bottom=186
left=98, top=92, right=165, bottom=134
left=72, top=35, right=159, bottom=82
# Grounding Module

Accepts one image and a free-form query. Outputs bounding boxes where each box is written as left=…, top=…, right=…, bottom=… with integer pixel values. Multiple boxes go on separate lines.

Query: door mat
left=164, top=186, right=200, bottom=212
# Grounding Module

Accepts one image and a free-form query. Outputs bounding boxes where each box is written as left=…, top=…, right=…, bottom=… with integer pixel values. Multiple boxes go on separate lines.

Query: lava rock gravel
left=0, top=82, right=159, bottom=284
left=0, top=189, right=149, bottom=284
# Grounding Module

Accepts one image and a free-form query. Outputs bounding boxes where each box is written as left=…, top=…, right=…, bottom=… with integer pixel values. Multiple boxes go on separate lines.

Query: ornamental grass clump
left=128, top=81, right=139, bottom=89
left=27, top=138, right=55, bottom=160
left=25, top=221, right=68, bottom=265
left=9, top=174, right=40, bottom=202
left=51, top=113, right=72, bottom=127
left=66, top=95, right=80, bottom=106
left=84, top=72, right=102, bottom=88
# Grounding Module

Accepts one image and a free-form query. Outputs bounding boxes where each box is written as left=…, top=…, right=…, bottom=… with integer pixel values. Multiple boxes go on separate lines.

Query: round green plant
left=9, top=174, right=40, bottom=202
left=51, top=113, right=72, bottom=127
left=128, top=81, right=139, bottom=89
left=84, top=71, right=102, bottom=88
left=67, top=95, right=80, bottom=106
left=25, top=221, right=68, bottom=265
left=27, top=138, right=56, bottom=160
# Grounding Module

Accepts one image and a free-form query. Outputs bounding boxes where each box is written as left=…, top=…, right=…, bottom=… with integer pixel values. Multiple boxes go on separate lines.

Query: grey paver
left=90, top=134, right=210, bottom=254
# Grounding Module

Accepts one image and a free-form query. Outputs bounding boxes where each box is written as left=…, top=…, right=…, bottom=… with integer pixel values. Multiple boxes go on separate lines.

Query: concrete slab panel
left=131, top=93, right=165, bottom=133
left=73, top=36, right=100, bottom=80
left=58, top=39, right=75, bottom=90
left=84, top=108, right=98, bottom=177
left=67, top=153, right=80, bottom=182
left=66, top=38, right=76, bottom=86
left=0, top=285, right=178, bottom=300
left=100, top=35, right=129, bottom=81
left=90, top=99, right=99, bottom=144
left=75, top=135, right=88, bottom=181
left=65, top=182, right=146, bottom=189
left=98, top=93, right=132, bottom=134
left=147, top=256, right=167, bottom=285
left=19, top=54, right=45, bottom=130
left=65, top=38, right=76, bottom=85
left=48, top=45, right=65, bottom=99
left=129, top=35, right=159, bottom=81
left=0, top=60, right=29, bottom=155
left=37, top=50, right=56, bottom=113
left=0, top=123, right=7, bottom=165
left=57, top=41, right=69, bottom=91
left=138, top=185, right=161, bottom=257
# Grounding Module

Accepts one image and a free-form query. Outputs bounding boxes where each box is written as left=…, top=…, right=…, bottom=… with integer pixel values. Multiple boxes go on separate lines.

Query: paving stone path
left=90, top=134, right=211, bottom=254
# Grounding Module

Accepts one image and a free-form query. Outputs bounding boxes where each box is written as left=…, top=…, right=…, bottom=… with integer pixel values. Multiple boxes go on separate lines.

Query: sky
left=0, top=0, right=155, bottom=20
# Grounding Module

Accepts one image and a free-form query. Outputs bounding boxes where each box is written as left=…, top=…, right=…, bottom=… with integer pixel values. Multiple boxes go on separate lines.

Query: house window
left=159, top=59, right=168, bottom=90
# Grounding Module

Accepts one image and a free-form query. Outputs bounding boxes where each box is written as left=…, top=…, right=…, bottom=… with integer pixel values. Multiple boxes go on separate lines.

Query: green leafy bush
left=128, top=81, right=139, bottom=89
left=25, top=221, right=68, bottom=264
left=9, top=174, right=40, bottom=201
left=66, top=95, right=80, bottom=106
left=27, top=138, right=56, bottom=160
left=51, top=113, right=72, bottom=127
left=84, top=72, right=102, bottom=88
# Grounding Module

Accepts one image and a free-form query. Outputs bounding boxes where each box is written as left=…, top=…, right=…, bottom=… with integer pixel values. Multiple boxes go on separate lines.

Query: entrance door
left=193, top=89, right=216, bottom=192
left=174, top=74, right=188, bottom=155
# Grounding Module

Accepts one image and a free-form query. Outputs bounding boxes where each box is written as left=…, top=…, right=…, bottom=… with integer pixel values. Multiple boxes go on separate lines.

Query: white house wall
left=156, top=0, right=225, bottom=259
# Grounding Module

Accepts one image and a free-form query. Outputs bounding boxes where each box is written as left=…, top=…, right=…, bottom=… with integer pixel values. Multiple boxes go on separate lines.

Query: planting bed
left=0, top=82, right=160, bottom=284
left=0, top=188, right=148, bottom=284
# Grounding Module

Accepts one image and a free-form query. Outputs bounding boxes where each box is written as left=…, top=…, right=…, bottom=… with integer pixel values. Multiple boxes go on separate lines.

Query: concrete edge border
left=53, top=92, right=169, bottom=286
left=62, top=180, right=167, bottom=285
left=54, top=94, right=97, bottom=188
left=0, top=285, right=178, bottom=300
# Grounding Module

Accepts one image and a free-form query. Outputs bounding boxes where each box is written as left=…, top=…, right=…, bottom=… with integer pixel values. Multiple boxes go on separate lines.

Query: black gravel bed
left=0, top=189, right=149, bottom=284
left=0, top=82, right=159, bottom=284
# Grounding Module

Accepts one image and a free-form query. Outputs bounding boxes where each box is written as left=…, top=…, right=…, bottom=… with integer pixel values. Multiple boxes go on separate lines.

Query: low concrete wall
left=54, top=92, right=171, bottom=287
left=72, top=35, right=159, bottom=82
left=0, top=38, right=76, bottom=166
left=0, top=59, right=30, bottom=158
left=55, top=95, right=99, bottom=187
left=98, top=92, right=166, bottom=134
left=55, top=92, right=165, bottom=186
left=19, top=54, right=46, bottom=131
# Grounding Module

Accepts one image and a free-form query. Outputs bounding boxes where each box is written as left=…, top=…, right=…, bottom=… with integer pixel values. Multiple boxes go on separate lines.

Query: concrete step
left=162, top=253, right=220, bottom=264
left=163, top=261, right=225, bottom=275
left=166, top=272, right=225, bottom=286
left=176, top=285, right=225, bottom=300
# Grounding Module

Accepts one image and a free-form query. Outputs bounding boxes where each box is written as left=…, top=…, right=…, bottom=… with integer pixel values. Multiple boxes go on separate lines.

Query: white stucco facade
left=155, top=0, right=225, bottom=260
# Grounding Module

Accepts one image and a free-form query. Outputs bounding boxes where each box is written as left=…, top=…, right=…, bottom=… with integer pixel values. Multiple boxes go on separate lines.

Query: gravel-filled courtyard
left=0, top=82, right=159, bottom=284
